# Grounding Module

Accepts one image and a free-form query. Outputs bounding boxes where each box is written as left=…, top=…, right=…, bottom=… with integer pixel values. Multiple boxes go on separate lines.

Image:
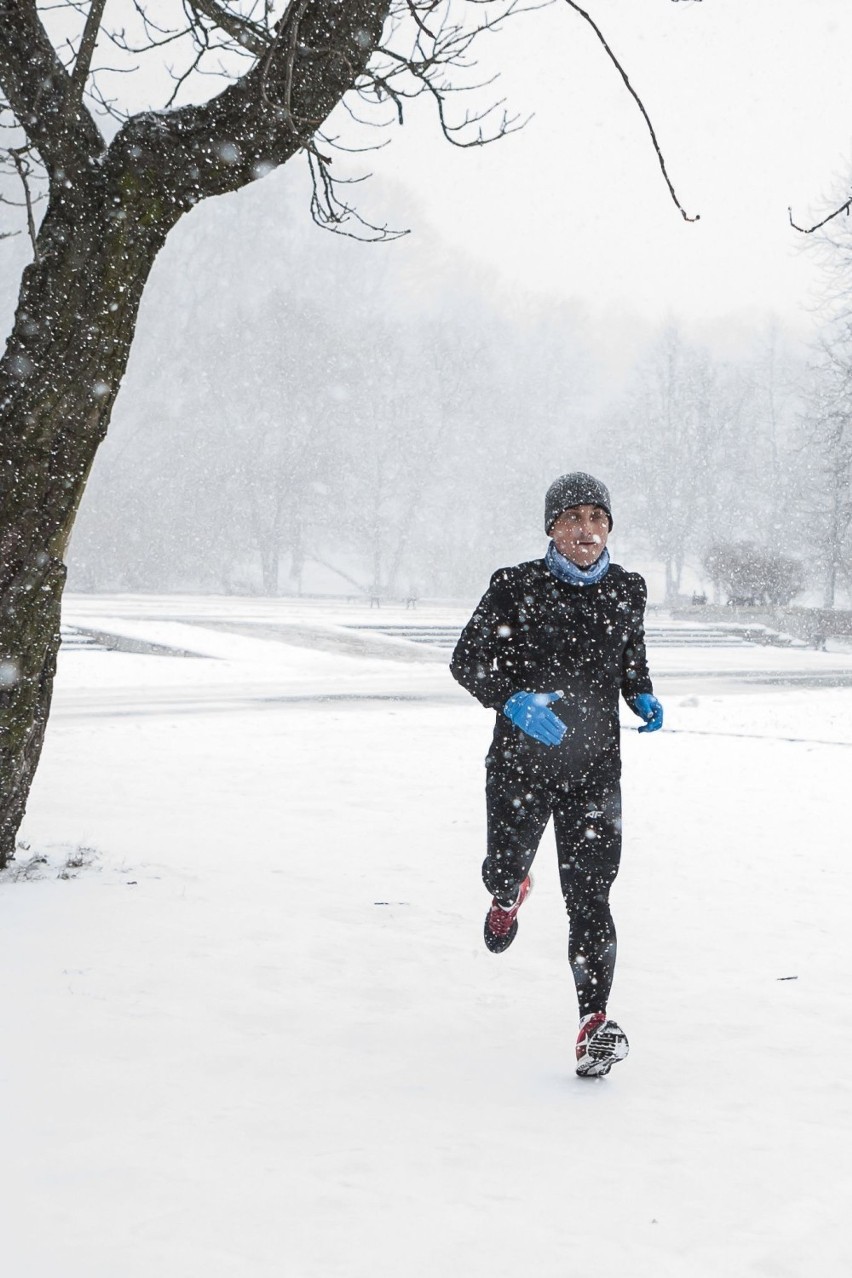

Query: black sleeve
left=450, top=572, right=520, bottom=710
left=621, top=575, right=654, bottom=705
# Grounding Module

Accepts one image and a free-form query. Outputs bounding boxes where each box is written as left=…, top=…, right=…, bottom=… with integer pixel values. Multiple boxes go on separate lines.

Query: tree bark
left=0, top=162, right=176, bottom=865
left=0, top=0, right=392, bottom=865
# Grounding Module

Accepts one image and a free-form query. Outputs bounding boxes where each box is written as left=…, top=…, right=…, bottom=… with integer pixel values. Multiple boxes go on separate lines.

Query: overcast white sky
left=337, top=0, right=852, bottom=338
left=5, top=1, right=851, bottom=351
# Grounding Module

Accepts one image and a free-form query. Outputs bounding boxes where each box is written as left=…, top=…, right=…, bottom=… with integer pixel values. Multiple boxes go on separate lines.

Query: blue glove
left=632, top=692, right=663, bottom=733
left=503, top=691, right=567, bottom=747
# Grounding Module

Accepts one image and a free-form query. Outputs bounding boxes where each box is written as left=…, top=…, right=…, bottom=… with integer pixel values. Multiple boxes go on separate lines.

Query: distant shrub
left=703, top=542, right=804, bottom=607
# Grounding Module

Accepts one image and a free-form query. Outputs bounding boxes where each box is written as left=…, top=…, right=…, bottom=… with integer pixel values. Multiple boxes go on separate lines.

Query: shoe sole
left=484, top=917, right=518, bottom=953
left=575, top=1020, right=630, bottom=1078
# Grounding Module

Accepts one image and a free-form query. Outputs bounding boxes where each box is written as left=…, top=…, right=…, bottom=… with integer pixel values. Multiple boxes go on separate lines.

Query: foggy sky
left=345, top=0, right=852, bottom=331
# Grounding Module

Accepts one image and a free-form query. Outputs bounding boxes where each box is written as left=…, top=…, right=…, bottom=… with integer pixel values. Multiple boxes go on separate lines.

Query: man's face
left=550, top=505, right=610, bottom=568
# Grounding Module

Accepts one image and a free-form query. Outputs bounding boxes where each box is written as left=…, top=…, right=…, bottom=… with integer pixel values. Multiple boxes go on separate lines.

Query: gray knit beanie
left=545, top=472, right=613, bottom=533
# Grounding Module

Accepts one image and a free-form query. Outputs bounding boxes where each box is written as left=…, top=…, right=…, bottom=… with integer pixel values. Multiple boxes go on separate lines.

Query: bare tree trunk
left=823, top=563, right=836, bottom=610
left=0, top=165, right=178, bottom=864
left=824, top=464, right=842, bottom=610
left=0, top=0, right=392, bottom=865
left=289, top=510, right=307, bottom=594
left=0, top=555, right=65, bottom=863
left=260, top=543, right=280, bottom=595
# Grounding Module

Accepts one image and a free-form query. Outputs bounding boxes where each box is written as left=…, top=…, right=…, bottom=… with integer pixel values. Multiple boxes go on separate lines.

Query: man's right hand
left=503, top=691, right=567, bottom=747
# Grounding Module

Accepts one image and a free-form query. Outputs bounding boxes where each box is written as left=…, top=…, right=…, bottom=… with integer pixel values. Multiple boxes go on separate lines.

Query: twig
left=188, top=0, right=271, bottom=55
left=10, top=150, right=40, bottom=262
left=306, top=148, right=407, bottom=241
left=405, top=0, right=438, bottom=40
left=562, top=0, right=699, bottom=223
left=261, top=0, right=310, bottom=120
left=789, top=195, right=852, bottom=235
left=281, top=0, right=310, bottom=126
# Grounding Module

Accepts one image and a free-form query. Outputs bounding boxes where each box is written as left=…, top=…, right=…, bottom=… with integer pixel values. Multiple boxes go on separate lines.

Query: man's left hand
left=632, top=692, right=663, bottom=733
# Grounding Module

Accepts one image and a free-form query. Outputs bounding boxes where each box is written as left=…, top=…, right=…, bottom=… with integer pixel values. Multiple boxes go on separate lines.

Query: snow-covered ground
left=2, top=597, right=851, bottom=1277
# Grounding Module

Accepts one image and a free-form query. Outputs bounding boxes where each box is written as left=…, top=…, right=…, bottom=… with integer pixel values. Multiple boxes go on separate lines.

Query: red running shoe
left=575, top=1011, right=630, bottom=1078
left=484, top=875, right=532, bottom=953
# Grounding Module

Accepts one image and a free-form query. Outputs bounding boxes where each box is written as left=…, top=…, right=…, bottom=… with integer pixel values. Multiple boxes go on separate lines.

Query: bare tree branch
left=10, top=147, right=38, bottom=259
left=562, top=0, right=699, bottom=223
left=188, top=0, right=272, bottom=56
left=307, top=144, right=407, bottom=240
left=367, top=1, right=534, bottom=148
left=261, top=0, right=309, bottom=121
left=107, top=1, right=393, bottom=211
left=405, top=0, right=440, bottom=40
left=789, top=195, right=852, bottom=235
left=0, top=0, right=104, bottom=174
left=69, top=0, right=109, bottom=104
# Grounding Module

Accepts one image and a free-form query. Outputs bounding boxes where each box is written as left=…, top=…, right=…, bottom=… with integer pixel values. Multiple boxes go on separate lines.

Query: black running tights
left=483, top=765, right=622, bottom=1017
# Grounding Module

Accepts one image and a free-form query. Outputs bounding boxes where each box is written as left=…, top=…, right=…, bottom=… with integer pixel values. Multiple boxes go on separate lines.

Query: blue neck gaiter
left=545, top=541, right=610, bottom=587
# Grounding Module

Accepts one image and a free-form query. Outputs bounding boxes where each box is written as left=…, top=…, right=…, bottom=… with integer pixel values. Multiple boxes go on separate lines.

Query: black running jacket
left=450, top=558, right=654, bottom=777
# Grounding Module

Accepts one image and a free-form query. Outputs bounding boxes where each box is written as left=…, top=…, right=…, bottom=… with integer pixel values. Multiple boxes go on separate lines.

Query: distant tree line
left=67, top=183, right=594, bottom=601
left=598, top=322, right=811, bottom=606
left=66, top=180, right=852, bottom=609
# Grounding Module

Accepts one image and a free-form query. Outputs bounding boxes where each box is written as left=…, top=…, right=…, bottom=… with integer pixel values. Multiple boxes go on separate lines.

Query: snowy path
left=2, top=640, right=852, bottom=1276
